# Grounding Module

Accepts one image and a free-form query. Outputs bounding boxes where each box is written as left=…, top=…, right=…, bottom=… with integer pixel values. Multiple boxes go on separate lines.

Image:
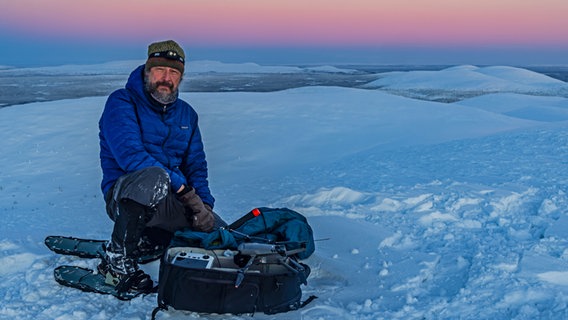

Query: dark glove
left=177, top=186, right=215, bottom=232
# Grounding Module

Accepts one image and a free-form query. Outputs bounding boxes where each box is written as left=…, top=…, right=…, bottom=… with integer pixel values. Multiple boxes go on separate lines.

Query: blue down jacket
left=99, top=65, right=214, bottom=207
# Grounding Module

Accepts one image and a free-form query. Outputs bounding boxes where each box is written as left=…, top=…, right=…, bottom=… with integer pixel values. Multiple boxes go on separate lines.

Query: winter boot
left=132, top=230, right=168, bottom=259
left=98, top=244, right=154, bottom=293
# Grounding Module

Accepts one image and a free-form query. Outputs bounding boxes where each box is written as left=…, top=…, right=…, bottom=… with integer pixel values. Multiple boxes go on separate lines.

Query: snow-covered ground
left=1, top=62, right=568, bottom=319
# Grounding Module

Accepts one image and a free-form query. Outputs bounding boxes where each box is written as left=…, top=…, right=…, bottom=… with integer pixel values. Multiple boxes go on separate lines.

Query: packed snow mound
left=364, top=65, right=568, bottom=95
left=192, top=86, right=538, bottom=178
left=476, top=66, right=566, bottom=86
left=454, top=93, right=568, bottom=122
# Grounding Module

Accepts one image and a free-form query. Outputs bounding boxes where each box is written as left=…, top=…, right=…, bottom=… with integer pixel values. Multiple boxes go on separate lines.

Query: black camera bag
left=151, top=246, right=313, bottom=318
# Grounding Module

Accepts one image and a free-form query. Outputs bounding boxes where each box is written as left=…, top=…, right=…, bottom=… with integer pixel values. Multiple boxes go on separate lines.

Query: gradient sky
left=1, top=0, right=567, bottom=66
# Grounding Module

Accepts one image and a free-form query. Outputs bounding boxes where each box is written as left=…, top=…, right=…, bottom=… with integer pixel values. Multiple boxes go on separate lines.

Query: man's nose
left=161, top=70, right=174, bottom=81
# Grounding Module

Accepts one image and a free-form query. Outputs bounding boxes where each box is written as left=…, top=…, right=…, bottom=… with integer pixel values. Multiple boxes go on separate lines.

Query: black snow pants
left=104, top=166, right=225, bottom=258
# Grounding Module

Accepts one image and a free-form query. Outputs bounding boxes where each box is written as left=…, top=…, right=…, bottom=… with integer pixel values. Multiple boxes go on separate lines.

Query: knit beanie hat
left=145, top=40, right=185, bottom=74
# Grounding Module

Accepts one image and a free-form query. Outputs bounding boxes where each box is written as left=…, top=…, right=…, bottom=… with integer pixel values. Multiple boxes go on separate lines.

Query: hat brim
left=145, top=57, right=184, bottom=74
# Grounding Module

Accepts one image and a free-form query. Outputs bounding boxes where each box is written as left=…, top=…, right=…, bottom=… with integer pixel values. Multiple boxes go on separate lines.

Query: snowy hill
left=454, top=93, right=568, bottom=122
left=364, top=65, right=568, bottom=102
left=1, top=63, right=568, bottom=319
left=0, top=60, right=356, bottom=76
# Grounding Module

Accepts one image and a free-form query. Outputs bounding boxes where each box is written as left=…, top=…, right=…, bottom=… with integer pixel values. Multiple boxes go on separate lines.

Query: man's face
left=145, top=66, right=183, bottom=104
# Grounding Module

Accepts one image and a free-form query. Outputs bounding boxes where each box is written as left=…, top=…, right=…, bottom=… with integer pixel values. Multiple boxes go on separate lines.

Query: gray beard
left=150, top=89, right=177, bottom=105
left=144, top=74, right=179, bottom=105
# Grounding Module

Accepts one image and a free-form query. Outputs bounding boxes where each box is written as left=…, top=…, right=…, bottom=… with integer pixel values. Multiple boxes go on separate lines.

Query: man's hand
left=177, top=186, right=215, bottom=232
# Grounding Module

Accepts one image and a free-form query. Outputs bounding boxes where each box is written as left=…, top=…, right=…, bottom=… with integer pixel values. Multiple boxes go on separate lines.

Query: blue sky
left=1, top=0, right=567, bottom=67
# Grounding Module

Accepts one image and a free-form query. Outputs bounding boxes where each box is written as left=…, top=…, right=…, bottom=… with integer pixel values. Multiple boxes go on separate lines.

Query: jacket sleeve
left=181, top=111, right=215, bottom=208
left=100, top=90, right=186, bottom=189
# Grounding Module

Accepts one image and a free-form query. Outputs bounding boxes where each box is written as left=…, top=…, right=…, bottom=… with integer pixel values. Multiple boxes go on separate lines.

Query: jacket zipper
left=161, top=105, right=172, bottom=168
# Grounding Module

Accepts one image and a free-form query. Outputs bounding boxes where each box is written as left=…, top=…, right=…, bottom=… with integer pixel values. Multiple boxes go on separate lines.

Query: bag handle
left=150, top=305, right=166, bottom=320
left=228, top=207, right=263, bottom=230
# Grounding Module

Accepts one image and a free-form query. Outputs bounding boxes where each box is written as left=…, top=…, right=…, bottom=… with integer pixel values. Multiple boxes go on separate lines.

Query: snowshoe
left=54, top=265, right=155, bottom=300
left=45, top=235, right=163, bottom=263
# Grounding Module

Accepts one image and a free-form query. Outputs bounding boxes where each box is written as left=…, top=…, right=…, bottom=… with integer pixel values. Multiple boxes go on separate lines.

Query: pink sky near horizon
left=1, top=0, right=567, bottom=47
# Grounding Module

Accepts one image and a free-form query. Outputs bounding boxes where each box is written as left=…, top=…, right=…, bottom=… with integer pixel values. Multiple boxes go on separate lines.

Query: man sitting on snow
left=98, top=39, right=226, bottom=293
